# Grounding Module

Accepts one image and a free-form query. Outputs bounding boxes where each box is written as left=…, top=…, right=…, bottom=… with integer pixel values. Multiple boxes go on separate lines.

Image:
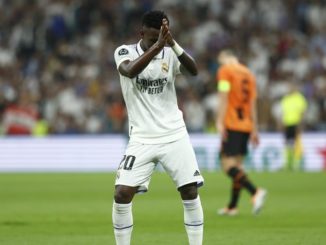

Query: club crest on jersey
left=162, top=62, right=169, bottom=73
left=118, top=48, right=129, bottom=56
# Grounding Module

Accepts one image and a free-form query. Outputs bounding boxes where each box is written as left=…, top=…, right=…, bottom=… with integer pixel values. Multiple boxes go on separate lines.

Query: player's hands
left=162, top=18, right=175, bottom=47
left=156, top=19, right=175, bottom=49
left=156, top=19, right=170, bottom=49
left=217, top=121, right=227, bottom=142
left=156, top=26, right=167, bottom=48
left=250, top=130, right=259, bottom=147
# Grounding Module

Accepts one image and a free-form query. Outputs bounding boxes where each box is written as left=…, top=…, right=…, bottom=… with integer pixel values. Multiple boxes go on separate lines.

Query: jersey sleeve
left=114, top=45, right=133, bottom=70
left=217, top=66, right=231, bottom=92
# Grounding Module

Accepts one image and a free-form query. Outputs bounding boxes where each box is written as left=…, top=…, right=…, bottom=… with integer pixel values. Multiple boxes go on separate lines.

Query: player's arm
left=250, top=76, right=259, bottom=147
left=118, top=26, right=169, bottom=78
left=178, top=53, right=198, bottom=76
left=216, top=79, right=230, bottom=140
left=163, top=19, right=198, bottom=76
left=250, top=96, right=259, bottom=147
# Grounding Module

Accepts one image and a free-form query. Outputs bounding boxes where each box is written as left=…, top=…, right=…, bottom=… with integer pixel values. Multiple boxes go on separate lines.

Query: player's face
left=141, top=26, right=160, bottom=50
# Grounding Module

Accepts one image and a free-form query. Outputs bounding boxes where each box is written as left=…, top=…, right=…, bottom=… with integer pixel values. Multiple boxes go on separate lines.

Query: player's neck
left=140, top=40, right=149, bottom=52
left=227, top=58, right=239, bottom=65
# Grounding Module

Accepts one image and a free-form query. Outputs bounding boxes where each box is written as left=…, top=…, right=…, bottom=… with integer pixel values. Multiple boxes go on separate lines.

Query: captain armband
left=218, top=80, right=231, bottom=92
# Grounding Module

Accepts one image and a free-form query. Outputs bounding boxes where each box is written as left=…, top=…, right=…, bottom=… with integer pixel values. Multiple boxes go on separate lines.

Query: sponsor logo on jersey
left=162, top=62, right=169, bottom=73
left=136, top=77, right=168, bottom=94
left=118, top=48, right=129, bottom=56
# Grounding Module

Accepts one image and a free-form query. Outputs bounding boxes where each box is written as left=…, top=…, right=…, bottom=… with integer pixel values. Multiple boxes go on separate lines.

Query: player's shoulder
left=235, top=62, right=252, bottom=72
left=235, top=63, right=255, bottom=79
left=218, top=64, right=233, bottom=74
left=114, top=43, right=137, bottom=56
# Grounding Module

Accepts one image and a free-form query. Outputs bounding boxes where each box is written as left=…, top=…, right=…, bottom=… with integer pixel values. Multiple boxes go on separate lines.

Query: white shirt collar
left=136, top=40, right=164, bottom=59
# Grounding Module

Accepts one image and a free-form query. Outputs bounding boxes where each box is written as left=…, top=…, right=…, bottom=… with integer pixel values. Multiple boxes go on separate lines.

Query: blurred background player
left=216, top=50, right=267, bottom=216
left=280, top=82, right=307, bottom=171
left=112, top=11, right=204, bottom=245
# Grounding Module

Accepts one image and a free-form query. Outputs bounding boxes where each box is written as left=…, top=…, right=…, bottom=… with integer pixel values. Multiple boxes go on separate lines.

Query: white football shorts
left=115, top=135, right=204, bottom=193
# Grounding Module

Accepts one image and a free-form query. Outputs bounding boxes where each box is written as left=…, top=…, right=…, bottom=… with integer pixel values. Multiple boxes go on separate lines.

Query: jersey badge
left=162, top=62, right=169, bottom=73
left=118, top=48, right=129, bottom=56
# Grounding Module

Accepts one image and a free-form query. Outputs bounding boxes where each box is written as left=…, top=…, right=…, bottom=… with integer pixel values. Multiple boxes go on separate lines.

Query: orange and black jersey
left=217, top=63, right=256, bottom=133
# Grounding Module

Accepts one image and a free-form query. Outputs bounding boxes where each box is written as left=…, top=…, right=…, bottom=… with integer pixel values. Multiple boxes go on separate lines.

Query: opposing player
left=216, top=50, right=267, bottom=216
left=112, top=10, right=204, bottom=245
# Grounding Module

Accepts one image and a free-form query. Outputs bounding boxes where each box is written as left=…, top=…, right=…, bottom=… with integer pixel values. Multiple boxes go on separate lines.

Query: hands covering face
left=157, top=18, right=175, bottom=47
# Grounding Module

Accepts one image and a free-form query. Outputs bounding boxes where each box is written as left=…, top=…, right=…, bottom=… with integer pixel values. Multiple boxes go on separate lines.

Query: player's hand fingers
left=162, top=18, right=168, bottom=26
left=251, top=137, right=255, bottom=146
left=160, top=26, right=167, bottom=38
left=256, top=137, right=260, bottom=146
left=251, top=135, right=259, bottom=147
left=162, top=21, right=169, bottom=34
left=222, top=129, right=228, bottom=142
left=218, top=128, right=227, bottom=142
left=163, top=30, right=170, bottom=40
left=159, top=26, right=169, bottom=41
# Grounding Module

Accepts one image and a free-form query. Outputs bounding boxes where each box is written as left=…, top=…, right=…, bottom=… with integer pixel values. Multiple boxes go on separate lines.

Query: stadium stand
left=0, top=0, right=325, bottom=135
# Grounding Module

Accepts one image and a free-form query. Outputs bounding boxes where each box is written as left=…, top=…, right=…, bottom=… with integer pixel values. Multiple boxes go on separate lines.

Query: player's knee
left=114, top=185, right=136, bottom=203
left=178, top=183, right=198, bottom=200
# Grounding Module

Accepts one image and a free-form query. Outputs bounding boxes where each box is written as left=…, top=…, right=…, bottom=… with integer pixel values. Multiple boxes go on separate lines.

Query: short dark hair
left=142, top=10, right=168, bottom=30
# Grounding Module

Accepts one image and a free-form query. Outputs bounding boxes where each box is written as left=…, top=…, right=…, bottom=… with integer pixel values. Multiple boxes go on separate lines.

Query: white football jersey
left=114, top=41, right=187, bottom=144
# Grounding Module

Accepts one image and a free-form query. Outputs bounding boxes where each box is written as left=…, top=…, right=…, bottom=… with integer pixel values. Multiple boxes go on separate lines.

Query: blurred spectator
left=0, top=0, right=325, bottom=135
left=32, top=111, right=49, bottom=137
left=2, top=91, right=39, bottom=135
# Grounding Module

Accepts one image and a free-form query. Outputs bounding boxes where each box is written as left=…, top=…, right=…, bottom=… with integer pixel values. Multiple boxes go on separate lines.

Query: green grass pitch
left=0, top=172, right=325, bottom=245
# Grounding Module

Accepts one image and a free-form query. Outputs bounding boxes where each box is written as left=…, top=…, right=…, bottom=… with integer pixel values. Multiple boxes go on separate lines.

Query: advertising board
left=0, top=134, right=325, bottom=172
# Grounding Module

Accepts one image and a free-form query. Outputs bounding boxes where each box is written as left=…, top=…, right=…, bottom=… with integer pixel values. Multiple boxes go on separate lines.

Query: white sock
left=183, top=196, right=204, bottom=245
left=112, top=202, right=133, bottom=245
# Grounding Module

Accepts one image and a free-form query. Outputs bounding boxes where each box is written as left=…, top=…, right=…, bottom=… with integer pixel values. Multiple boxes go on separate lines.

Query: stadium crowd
left=0, top=0, right=325, bottom=135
